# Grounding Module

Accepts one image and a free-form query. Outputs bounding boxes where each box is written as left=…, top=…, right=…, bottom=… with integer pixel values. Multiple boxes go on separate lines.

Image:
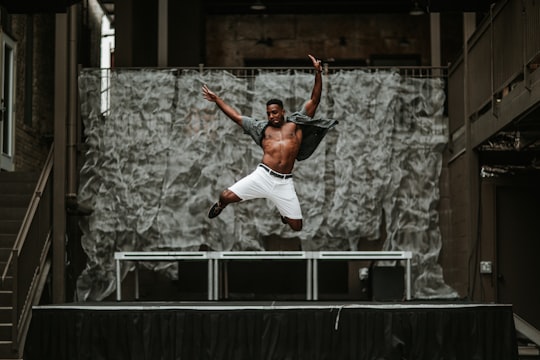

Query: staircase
left=515, top=314, right=540, bottom=359
left=0, top=172, right=38, bottom=360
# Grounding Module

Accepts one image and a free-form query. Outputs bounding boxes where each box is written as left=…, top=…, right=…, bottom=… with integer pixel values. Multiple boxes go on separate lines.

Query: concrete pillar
left=114, top=0, right=204, bottom=67
left=158, top=0, right=168, bottom=67
left=53, top=12, right=68, bottom=303
left=114, top=0, right=158, bottom=67
left=430, top=13, right=441, bottom=67
left=168, top=0, right=205, bottom=66
left=462, top=12, right=478, bottom=300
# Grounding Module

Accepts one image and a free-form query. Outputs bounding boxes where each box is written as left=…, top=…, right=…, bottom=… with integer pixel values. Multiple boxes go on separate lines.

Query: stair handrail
left=1, top=144, right=54, bottom=285
left=514, top=313, right=540, bottom=347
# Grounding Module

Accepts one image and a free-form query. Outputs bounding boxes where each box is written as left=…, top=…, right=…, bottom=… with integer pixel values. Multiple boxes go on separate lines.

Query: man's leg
left=273, top=180, right=303, bottom=231
left=209, top=167, right=271, bottom=219
left=208, top=189, right=241, bottom=218
left=219, top=189, right=242, bottom=207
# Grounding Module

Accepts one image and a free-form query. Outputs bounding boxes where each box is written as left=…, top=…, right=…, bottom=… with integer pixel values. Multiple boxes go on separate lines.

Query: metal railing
left=91, top=64, right=448, bottom=121
left=1, top=144, right=54, bottom=353
left=448, top=0, right=540, bottom=146
left=96, top=65, right=448, bottom=77
left=514, top=313, right=540, bottom=349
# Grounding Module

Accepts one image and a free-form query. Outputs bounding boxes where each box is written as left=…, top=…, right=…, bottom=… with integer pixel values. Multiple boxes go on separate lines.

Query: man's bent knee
left=220, top=189, right=242, bottom=204
left=287, top=218, right=302, bottom=231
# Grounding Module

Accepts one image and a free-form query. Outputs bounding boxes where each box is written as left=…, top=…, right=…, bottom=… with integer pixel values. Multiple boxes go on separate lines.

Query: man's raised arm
left=202, top=84, right=243, bottom=126
left=303, top=54, right=323, bottom=118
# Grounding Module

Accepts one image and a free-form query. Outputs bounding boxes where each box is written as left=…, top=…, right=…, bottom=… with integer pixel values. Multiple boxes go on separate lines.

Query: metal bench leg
left=313, top=259, right=318, bottom=301
left=207, top=259, right=213, bottom=301
left=406, top=259, right=412, bottom=300
left=307, top=259, right=312, bottom=300
left=134, top=262, right=139, bottom=300
left=116, top=259, right=122, bottom=301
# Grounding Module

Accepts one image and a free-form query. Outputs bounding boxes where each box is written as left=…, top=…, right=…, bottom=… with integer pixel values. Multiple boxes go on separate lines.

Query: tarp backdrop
left=76, top=68, right=456, bottom=301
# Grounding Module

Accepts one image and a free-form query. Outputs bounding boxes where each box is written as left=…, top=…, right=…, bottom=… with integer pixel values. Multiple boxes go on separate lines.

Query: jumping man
left=202, top=54, right=337, bottom=231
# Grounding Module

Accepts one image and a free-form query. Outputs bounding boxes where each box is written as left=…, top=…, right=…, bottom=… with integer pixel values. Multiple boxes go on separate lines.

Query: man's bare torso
left=261, top=122, right=302, bottom=174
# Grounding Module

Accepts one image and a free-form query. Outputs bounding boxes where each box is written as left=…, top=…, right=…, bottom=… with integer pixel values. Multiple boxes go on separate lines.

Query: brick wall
left=206, top=13, right=435, bottom=67
left=11, top=14, right=55, bottom=172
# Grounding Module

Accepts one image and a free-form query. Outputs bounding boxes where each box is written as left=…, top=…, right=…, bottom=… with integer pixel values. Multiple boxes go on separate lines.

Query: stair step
left=0, top=194, right=32, bottom=208
left=0, top=209, right=26, bottom=222
left=0, top=250, right=10, bottom=263
left=0, top=340, right=16, bottom=359
left=0, top=172, right=38, bottom=182
left=0, top=291, right=11, bottom=305
left=0, top=222, right=21, bottom=236
left=0, top=181, right=36, bottom=195
left=0, top=264, right=13, bottom=278
left=519, top=344, right=540, bottom=357
left=0, top=323, right=12, bottom=340
left=0, top=277, right=13, bottom=289
left=0, top=264, right=10, bottom=276
left=0, top=309, right=12, bottom=324
left=0, top=236, right=15, bottom=249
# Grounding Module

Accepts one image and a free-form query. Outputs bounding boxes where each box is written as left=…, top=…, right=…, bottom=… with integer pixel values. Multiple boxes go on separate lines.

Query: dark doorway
left=496, top=183, right=540, bottom=329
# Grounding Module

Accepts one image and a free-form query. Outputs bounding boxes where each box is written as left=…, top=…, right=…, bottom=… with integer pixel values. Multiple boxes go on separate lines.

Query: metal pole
left=53, top=12, right=68, bottom=304
left=116, top=258, right=122, bottom=301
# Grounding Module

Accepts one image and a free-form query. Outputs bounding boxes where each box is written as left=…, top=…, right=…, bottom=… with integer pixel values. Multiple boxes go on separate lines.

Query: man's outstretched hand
left=202, top=84, right=218, bottom=102
left=308, top=54, right=323, bottom=72
left=201, top=84, right=243, bottom=124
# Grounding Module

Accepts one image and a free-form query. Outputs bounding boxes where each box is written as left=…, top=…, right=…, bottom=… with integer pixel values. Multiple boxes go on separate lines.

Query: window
left=0, top=30, right=16, bottom=171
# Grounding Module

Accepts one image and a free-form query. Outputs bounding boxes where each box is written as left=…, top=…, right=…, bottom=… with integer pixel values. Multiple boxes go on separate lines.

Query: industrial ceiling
left=0, top=0, right=496, bottom=16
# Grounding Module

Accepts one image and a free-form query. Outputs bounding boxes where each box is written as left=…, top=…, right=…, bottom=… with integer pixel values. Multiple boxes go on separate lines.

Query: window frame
left=0, top=30, right=16, bottom=171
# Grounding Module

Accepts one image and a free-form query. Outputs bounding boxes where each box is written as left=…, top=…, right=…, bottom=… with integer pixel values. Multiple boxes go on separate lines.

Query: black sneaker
left=208, top=202, right=224, bottom=219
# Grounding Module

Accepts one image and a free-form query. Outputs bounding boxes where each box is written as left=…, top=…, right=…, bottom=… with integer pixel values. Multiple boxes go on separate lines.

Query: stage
left=24, top=301, right=518, bottom=360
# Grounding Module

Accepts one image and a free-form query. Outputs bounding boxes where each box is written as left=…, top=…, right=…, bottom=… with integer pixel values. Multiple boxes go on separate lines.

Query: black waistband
left=258, top=164, right=293, bottom=179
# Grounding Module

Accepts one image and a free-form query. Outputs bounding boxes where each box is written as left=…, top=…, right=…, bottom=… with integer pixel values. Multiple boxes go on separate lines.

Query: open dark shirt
left=240, top=108, right=338, bottom=161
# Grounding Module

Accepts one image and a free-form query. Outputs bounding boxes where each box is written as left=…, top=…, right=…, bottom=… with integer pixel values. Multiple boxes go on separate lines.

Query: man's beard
left=268, top=119, right=284, bottom=128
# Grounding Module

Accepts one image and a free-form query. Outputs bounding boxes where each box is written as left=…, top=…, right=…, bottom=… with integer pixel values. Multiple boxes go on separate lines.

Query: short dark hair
left=266, top=99, right=284, bottom=108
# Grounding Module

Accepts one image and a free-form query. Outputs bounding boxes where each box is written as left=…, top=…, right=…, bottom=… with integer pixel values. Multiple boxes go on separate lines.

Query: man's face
left=266, top=104, right=285, bottom=127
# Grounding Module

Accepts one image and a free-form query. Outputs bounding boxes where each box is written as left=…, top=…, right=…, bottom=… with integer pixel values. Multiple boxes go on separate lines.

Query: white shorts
left=228, top=165, right=303, bottom=220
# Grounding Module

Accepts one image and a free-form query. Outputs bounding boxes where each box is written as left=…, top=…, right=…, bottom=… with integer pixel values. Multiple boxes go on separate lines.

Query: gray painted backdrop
left=76, top=68, right=456, bottom=301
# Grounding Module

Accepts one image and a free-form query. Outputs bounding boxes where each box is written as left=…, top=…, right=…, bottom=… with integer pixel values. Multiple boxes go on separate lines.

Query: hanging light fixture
left=409, top=1, right=425, bottom=15
left=250, top=0, right=266, bottom=11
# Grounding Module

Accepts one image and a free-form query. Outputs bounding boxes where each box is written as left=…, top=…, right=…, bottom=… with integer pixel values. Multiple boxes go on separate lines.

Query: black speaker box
left=370, top=265, right=405, bottom=301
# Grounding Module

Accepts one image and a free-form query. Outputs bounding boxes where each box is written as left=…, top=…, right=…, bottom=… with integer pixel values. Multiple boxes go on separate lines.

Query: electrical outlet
left=480, top=261, right=493, bottom=274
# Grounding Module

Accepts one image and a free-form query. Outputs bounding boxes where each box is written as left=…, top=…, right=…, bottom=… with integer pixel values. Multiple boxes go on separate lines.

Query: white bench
left=216, top=251, right=314, bottom=300
left=313, top=251, right=413, bottom=300
left=114, top=250, right=413, bottom=301
left=114, top=251, right=215, bottom=300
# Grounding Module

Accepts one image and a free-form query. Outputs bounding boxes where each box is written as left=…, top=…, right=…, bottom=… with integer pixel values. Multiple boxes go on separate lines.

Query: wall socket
left=480, top=261, right=493, bottom=274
